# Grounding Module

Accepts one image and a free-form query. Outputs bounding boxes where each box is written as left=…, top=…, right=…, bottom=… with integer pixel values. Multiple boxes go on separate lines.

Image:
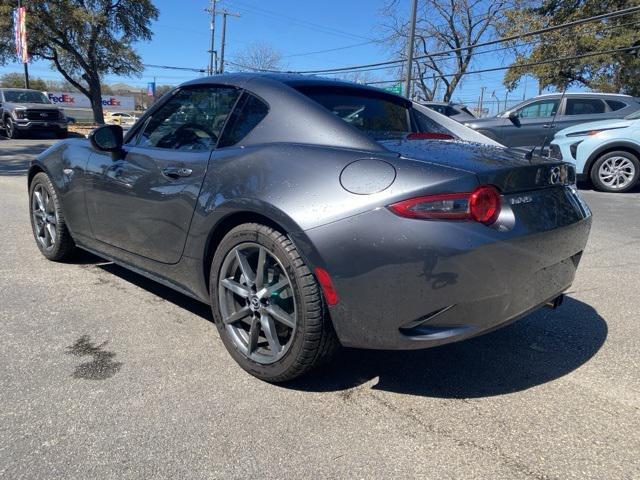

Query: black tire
left=56, top=130, right=68, bottom=139
left=590, top=150, right=640, bottom=193
left=29, top=172, right=76, bottom=261
left=5, top=117, right=20, bottom=139
left=210, top=223, right=339, bottom=382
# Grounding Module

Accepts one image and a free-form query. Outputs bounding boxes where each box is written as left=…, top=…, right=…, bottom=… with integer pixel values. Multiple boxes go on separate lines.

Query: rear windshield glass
left=295, top=86, right=411, bottom=140
left=3, top=90, right=51, bottom=104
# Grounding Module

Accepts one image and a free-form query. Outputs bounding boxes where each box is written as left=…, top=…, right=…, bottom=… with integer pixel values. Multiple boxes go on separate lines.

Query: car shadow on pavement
left=72, top=254, right=606, bottom=398
left=285, top=297, right=607, bottom=398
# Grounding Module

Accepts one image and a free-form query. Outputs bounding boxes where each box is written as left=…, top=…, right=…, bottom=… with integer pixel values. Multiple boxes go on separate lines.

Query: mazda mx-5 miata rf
left=28, top=74, right=592, bottom=382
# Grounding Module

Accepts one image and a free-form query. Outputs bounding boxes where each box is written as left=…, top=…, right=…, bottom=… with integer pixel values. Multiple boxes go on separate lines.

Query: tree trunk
left=88, top=79, right=105, bottom=125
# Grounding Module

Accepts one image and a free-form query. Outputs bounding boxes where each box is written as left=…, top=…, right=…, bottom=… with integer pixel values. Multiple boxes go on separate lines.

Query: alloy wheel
left=31, top=184, right=57, bottom=250
left=218, top=242, right=297, bottom=364
left=598, top=156, right=636, bottom=190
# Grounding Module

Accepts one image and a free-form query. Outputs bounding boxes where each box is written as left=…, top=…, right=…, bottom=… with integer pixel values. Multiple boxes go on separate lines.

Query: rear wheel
left=210, top=223, right=339, bottom=382
left=590, top=150, right=639, bottom=192
left=29, top=172, right=76, bottom=261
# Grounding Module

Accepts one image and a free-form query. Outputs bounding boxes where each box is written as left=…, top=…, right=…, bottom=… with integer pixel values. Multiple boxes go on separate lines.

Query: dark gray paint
left=463, top=93, right=640, bottom=148
left=30, top=73, right=592, bottom=350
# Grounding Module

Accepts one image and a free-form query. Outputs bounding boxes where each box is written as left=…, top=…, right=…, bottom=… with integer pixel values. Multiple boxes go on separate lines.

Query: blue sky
left=0, top=0, right=538, bottom=114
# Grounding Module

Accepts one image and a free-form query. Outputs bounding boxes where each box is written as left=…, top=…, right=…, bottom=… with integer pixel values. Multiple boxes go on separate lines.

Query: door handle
left=542, top=123, right=555, bottom=128
left=162, top=167, right=193, bottom=179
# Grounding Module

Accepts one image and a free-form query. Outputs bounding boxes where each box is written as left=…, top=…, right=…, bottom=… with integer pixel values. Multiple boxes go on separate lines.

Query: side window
left=517, top=100, right=559, bottom=118
left=412, top=109, right=456, bottom=136
left=137, top=86, right=240, bottom=151
left=218, top=93, right=269, bottom=147
left=565, top=98, right=606, bottom=115
left=606, top=99, right=627, bottom=111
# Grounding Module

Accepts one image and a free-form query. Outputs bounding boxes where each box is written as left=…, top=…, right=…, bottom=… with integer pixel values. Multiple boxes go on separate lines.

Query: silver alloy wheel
left=218, top=242, right=297, bottom=364
left=31, top=184, right=57, bottom=250
left=598, top=156, right=636, bottom=190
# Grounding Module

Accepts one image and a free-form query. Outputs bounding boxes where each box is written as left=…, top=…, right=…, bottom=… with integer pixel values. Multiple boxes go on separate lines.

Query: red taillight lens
left=388, top=185, right=501, bottom=224
left=314, top=267, right=339, bottom=306
left=406, top=132, right=454, bottom=140
left=469, top=185, right=500, bottom=223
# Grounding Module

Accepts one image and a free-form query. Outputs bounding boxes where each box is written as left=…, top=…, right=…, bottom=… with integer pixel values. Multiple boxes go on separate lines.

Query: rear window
left=606, top=99, right=627, bottom=111
left=565, top=98, right=606, bottom=115
left=295, top=86, right=410, bottom=140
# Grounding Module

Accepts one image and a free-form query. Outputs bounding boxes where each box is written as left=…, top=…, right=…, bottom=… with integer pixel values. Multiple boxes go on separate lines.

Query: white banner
left=46, top=92, right=135, bottom=111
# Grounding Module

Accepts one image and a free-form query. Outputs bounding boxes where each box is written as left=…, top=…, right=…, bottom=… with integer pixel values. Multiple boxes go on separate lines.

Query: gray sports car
left=28, top=74, right=592, bottom=382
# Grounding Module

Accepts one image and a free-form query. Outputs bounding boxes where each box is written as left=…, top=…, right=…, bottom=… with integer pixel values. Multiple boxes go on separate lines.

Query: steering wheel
left=170, top=123, right=218, bottom=149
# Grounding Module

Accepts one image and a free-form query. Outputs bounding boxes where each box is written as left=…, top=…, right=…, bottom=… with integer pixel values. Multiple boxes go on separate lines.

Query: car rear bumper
left=301, top=187, right=592, bottom=350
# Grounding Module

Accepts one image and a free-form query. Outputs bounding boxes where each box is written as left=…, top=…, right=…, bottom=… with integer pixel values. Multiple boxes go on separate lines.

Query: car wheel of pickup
left=591, top=150, right=639, bottom=193
left=210, top=223, right=339, bottom=382
left=29, top=172, right=76, bottom=261
left=5, top=117, right=20, bottom=139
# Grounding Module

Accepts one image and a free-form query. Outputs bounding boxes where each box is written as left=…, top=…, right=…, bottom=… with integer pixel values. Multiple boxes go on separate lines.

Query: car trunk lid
left=379, top=139, right=575, bottom=193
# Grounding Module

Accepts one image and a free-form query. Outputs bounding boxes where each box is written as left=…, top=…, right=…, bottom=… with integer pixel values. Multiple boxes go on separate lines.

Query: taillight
left=406, top=132, right=454, bottom=140
left=388, top=185, right=501, bottom=224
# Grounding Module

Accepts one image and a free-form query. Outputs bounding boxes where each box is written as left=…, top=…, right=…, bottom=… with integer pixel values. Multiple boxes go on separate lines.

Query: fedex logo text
left=48, top=93, right=75, bottom=104
left=101, top=98, right=121, bottom=107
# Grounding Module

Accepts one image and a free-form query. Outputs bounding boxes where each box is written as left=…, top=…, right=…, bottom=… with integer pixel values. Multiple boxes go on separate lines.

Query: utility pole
left=478, top=86, right=486, bottom=117
left=205, top=0, right=219, bottom=75
left=218, top=9, right=240, bottom=74
left=403, top=0, right=418, bottom=99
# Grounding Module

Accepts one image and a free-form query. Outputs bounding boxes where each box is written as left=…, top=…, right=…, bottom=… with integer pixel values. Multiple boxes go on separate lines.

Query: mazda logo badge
left=549, top=166, right=563, bottom=185
left=40, top=112, right=48, bottom=118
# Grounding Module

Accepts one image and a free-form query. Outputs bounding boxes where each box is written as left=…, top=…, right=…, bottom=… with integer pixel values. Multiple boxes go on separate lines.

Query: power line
left=313, top=17, right=640, bottom=77
left=289, top=6, right=640, bottom=75
left=282, top=40, right=384, bottom=59
left=143, top=64, right=206, bottom=73
left=225, top=0, right=376, bottom=41
left=363, top=45, right=640, bottom=85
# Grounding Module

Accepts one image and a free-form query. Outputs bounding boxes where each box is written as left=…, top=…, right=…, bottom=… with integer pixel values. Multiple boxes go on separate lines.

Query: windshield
left=625, top=110, right=640, bottom=120
left=296, top=86, right=412, bottom=140
left=3, top=90, right=51, bottom=104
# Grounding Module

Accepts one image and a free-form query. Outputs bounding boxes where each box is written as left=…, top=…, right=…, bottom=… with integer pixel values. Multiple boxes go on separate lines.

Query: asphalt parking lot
left=1, top=137, right=639, bottom=479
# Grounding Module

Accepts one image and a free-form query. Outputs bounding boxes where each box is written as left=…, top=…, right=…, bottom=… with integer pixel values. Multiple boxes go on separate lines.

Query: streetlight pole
left=17, top=0, right=30, bottom=88
left=403, top=0, right=418, bottom=99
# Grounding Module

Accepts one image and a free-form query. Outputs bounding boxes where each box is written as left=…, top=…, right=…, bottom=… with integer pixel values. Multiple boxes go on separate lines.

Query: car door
left=506, top=98, right=560, bottom=148
left=552, top=97, right=609, bottom=132
left=85, top=85, right=241, bottom=264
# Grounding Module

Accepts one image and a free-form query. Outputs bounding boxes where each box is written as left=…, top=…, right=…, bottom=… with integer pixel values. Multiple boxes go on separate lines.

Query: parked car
left=422, top=101, right=476, bottom=121
left=28, top=74, right=591, bottom=382
left=463, top=93, right=640, bottom=149
left=0, top=88, right=68, bottom=139
left=549, top=110, right=640, bottom=192
left=105, top=111, right=138, bottom=126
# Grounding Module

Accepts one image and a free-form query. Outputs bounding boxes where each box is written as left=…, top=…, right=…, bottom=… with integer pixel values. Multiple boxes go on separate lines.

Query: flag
left=13, top=7, right=28, bottom=64
left=147, top=82, right=156, bottom=97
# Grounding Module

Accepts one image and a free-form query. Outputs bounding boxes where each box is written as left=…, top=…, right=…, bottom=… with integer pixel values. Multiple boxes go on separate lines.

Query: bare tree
left=382, top=0, right=508, bottom=101
left=232, top=43, right=284, bottom=72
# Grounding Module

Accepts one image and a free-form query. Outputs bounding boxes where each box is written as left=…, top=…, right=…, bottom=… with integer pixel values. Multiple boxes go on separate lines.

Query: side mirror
left=89, top=125, right=123, bottom=152
left=507, top=111, right=521, bottom=127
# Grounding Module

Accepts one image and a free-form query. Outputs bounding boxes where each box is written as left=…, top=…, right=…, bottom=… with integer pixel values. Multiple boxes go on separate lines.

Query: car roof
left=182, top=72, right=407, bottom=100
left=0, top=88, right=44, bottom=92
left=535, top=92, right=633, bottom=99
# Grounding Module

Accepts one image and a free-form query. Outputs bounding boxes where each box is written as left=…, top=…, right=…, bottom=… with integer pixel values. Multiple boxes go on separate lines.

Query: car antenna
left=525, top=84, right=568, bottom=161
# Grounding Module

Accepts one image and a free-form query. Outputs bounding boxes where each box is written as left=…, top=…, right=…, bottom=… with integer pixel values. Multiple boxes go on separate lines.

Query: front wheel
left=5, top=117, right=20, bottom=139
left=210, top=223, right=339, bottom=382
left=29, top=172, right=76, bottom=261
left=590, top=151, right=639, bottom=192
